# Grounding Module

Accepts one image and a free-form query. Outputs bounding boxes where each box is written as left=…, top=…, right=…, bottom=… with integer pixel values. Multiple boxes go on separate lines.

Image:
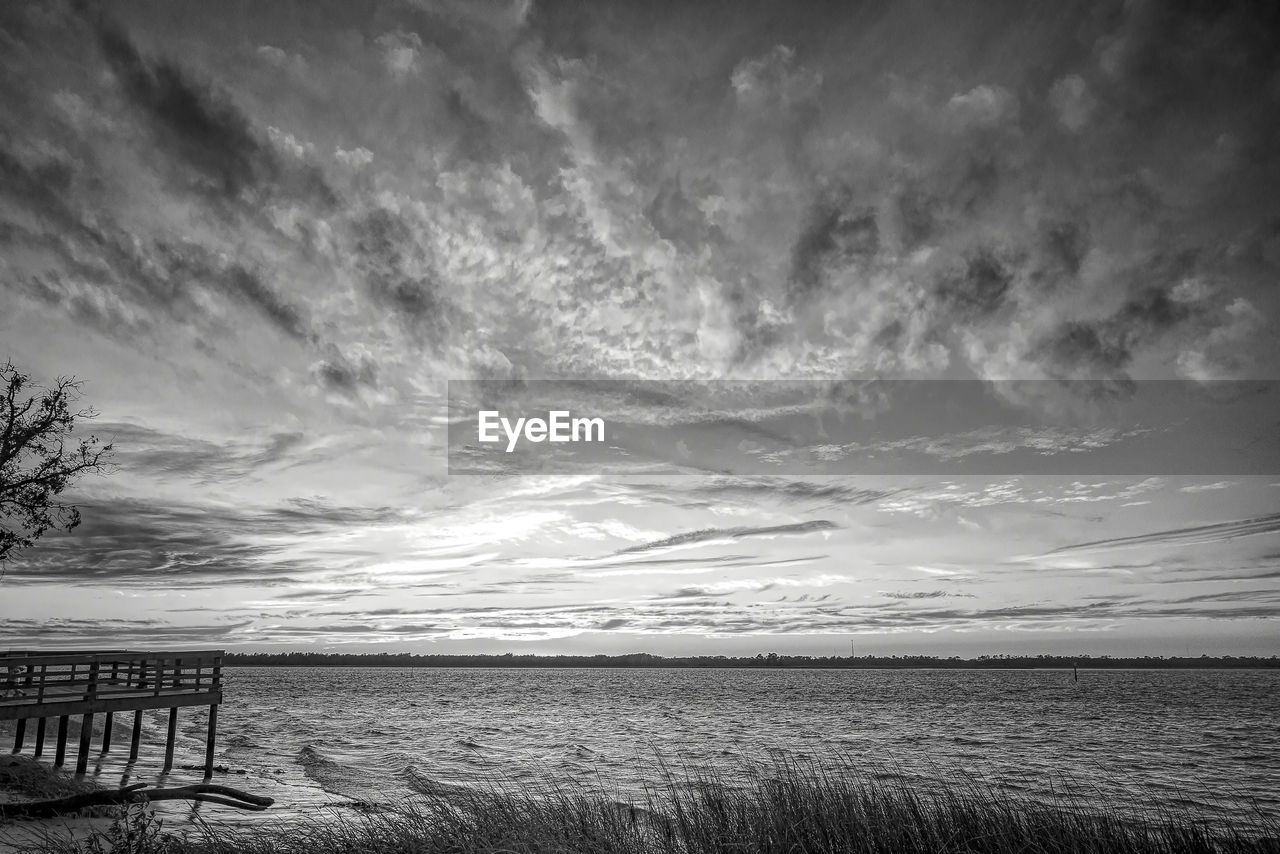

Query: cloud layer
left=1, top=0, right=1277, bottom=653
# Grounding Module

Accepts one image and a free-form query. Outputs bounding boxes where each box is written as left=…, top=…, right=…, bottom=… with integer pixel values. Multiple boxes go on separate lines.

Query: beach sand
left=0, top=754, right=119, bottom=853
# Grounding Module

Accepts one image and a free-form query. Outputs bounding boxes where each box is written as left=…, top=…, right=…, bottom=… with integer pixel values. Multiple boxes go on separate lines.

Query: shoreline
left=3, top=756, right=1276, bottom=854
left=0, top=754, right=116, bottom=853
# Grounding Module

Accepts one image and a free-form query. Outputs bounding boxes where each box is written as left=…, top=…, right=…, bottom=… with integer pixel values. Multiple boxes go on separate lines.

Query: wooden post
left=54, top=716, right=69, bottom=766
left=76, top=661, right=100, bottom=775
left=12, top=718, right=25, bottom=753
left=163, top=707, right=178, bottom=770
left=34, top=718, right=47, bottom=757
left=101, top=712, right=113, bottom=753
left=75, top=713, right=94, bottom=775
left=129, top=710, right=143, bottom=762
left=203, top=704, right=218, bottom=778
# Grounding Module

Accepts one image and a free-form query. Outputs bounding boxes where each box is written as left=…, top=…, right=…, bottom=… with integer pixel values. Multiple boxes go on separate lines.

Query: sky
left=1, top=0, right=1278, bottom=656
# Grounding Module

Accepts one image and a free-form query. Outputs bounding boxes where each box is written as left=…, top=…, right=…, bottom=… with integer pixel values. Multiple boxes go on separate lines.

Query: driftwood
left=0, top=782, right=274, bottom=818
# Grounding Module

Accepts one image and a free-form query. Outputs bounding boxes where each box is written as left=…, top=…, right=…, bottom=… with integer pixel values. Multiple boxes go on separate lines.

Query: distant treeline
left=222, top=652, right=1280, bottom=669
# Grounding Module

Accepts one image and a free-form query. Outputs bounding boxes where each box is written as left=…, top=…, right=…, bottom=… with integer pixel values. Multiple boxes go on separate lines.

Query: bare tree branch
left=0, top=361, right=116, bottom=565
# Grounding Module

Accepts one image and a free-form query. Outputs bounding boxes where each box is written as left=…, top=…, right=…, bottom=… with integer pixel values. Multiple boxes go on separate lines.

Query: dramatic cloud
left=0, top=0, right=1276, bottom=653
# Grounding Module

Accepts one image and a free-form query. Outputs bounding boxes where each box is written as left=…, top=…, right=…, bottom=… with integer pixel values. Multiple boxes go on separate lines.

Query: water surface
left=17, top=667, right=1279, bottom=831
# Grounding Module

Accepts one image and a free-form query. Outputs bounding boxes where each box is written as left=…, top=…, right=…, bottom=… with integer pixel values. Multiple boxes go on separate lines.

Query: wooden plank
left=0, top=690, right=222, bottom=721
left=0, top=650, right=225, bottom=668
left=0, top=682, right=191, bottom=701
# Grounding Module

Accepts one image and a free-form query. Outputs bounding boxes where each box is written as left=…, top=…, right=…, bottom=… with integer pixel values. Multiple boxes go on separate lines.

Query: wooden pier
left=0, top=650, right=223, bottom=778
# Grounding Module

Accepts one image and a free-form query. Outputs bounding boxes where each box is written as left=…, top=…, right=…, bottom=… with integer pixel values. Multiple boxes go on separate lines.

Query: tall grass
left=14, top=759, right=1280, bottom=854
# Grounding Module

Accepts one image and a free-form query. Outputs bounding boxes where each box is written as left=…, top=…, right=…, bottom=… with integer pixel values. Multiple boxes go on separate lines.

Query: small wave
left=297, top=744, right=385, bottom=800
left=402, top=765, right=472, bottom=797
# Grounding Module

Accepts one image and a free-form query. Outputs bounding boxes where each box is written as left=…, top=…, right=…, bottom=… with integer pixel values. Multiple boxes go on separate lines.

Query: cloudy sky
left=1, top=0, right=1278, bottom=656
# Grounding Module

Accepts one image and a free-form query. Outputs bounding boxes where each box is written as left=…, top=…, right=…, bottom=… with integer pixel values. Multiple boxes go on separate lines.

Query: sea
left=6, top=667, right=1280, bottom=834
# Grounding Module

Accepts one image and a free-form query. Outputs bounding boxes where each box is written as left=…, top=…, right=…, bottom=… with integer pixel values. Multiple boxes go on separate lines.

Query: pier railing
left=0, top=649, right=223, bottom=777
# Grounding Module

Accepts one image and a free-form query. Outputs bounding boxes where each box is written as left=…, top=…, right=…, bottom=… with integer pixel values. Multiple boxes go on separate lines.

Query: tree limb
left=0, top=782, right=275, bottom=818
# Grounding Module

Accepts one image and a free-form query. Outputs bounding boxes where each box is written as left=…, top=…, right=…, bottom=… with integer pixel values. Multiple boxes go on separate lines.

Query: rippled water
left=14, top=667, right=1280, bottom=831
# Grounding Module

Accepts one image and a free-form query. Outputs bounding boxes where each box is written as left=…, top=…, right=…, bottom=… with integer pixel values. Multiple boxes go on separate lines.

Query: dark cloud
left=0, top=140, right=77, bottom=215
left=220, top=265, right=309, bottom=341
left=687, top=478, right=907, bottom=506
left=933, top=250, right=1013, bottom=321
left=351, top=207, right=457, bottom=346
left=2, top=495, right=405, bottom=587
left=99, top=423, right=306, bottom=483
left=1029, top=287, right=1196, bottom=379
left=645, top=172, right=724, bottom=250
left=94, top=20, right=336, bottom=208
left=441, top=85, right=499, bottom=164
left=1031, top=321, right=1133, bottom=378
left=156, top=242, right=314, bottom=341
left=613, top=520, right=837, bottom=557
left=883, top=590, right=976, bottom=600
left=1163, top=589, right=1280, bottom=606
left=4, top=200, right=312, bottom=344
left=313, top=345, right=379, bottom=395
left=1099, top=1, right=1280, bottom=130
left=786, top=189, right=879, bottom=303
left=0, top=618, right=253, bottom=645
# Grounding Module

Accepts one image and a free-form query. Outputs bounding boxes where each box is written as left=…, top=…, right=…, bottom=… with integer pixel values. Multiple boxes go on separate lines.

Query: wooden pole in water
left=12, top=719, right=25, bottom=753
left=75, top=661, right=100, bottom=774
left=163, top=707, right=178, bottom=771
left=203, top=704, right=218, bottom=779
left=54, top=716, right=69, bottom=766
left=34, top=718, right=46, bottom=757
left=75, top=713, right=94, bottom=775
left=101, top=712, right=113, bottom=753
left=129, top=710, right=143, bottom=762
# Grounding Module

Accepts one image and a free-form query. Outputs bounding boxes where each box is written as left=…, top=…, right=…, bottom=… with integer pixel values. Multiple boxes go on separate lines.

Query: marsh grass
left=15, top=759, right=1280, bottom=854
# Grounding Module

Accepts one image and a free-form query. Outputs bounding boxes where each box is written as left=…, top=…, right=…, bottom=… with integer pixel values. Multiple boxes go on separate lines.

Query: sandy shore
left=0, top=754, right=120, bottom=853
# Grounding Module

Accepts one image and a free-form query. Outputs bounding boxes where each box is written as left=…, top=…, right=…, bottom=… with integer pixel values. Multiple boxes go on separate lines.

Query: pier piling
left=204, top=703, right=218, bottom=778
left=163, top=707, right=178, bottom=771
left=129, top=709, right=143, bottom=762
left=75, top=712, right=94, bottom=775
left=54, top=716, right=68, bottom=766
left=34, top=717, right=46, bottom=757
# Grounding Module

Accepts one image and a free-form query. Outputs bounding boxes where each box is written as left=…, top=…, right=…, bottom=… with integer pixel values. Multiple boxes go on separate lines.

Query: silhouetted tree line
left=221, top=651, right=1280, bottom=669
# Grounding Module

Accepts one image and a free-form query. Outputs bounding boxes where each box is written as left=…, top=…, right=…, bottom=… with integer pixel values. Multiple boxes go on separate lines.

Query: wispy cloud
left=612, top=520, right=838, bottom=557
left=1041, top=512, right=1280, bottom=556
